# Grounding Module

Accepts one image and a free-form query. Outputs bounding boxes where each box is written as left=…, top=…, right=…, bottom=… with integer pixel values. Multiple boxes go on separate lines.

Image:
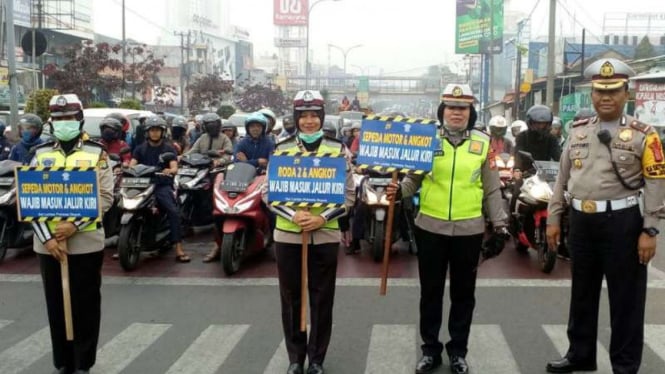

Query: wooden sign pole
left=59, top=240, right=74, bottom=341
left=300, top=231, right=309, bottom=332
left=380, top=170, right=399, bottom=295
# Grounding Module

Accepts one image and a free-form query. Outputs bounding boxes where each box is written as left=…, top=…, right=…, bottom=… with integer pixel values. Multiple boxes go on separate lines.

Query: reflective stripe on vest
left=275, top=140, right=342, bottom=233
left=36, top=146, right=102, bottom=232
left=420, top=131, right=489, bottom=221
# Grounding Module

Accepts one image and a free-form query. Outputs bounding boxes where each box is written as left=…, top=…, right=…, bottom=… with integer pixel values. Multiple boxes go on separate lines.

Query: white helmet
left=488, top=115, right=507, bottom=137
left=510, top=120, right=528, bottom=135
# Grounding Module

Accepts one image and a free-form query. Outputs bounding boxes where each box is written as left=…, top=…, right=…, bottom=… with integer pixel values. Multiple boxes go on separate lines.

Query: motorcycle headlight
left=0, top=187, right=16, bottom=205
left=528, top=181, right=553, bottom=201
left=184, top=171, right=207, bottom=189
left=495, top=158, right=506, bottom=168
left=507, top=158, right=515, bottom=168
left=364, top=186, right=389, bottom=205
left=120, top=185, right=154, bottom=210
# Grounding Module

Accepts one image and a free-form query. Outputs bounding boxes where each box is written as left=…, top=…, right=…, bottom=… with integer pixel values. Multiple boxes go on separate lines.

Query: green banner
left=455, top=0, right=504, bottom=54
left=560, top=89, right=591, bottom=126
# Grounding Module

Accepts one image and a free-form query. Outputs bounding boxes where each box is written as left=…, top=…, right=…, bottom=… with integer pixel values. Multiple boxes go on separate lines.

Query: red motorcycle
left=212, top=162, right=271, bottom=275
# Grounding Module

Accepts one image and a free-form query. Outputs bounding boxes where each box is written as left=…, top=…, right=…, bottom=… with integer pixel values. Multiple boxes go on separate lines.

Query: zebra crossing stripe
left=95, top=322, right=170, bottom=374
left=645, top=325, right=665, bottom=360
left=468, top=325, right=520, bottom=373
left=0, top=326, right=51, bottom=374
left=263, top=325, right=312, bottom=374
left=165, top=324, right=249, bottom=374
left=542, top=324, right=612, bottom=373
left=364, top=324, right=416, bottom=374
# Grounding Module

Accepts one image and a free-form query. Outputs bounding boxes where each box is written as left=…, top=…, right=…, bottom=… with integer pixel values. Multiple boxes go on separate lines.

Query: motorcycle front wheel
left=537, top=224, right=556, bottom=273
left=118, top=219, right=143, bottom=271
left=0, top=216, right=10, bottom=262
left=221, top=230, right=244, bottom=275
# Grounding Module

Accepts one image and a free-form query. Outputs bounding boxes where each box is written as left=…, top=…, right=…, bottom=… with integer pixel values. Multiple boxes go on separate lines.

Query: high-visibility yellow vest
left=274, top=139, right=342, bottom=233
left=420, top=130, right=490, bottom=221
left=34, top=141, right=103, bottom=232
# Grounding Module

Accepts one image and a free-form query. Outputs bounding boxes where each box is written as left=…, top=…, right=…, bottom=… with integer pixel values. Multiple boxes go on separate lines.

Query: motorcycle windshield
left=534, top=161, right=560, bottom=182
left=222, top=162, right=256, bottom=192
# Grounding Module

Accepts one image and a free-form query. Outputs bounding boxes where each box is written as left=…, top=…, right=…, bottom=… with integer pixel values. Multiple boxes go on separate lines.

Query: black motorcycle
left=0, top=160, right=33, bottom=262
left=116, top=153, right=176, bottom=271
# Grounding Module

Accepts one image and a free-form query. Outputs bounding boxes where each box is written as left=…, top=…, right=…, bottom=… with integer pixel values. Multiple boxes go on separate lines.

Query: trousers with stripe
left=415, top=227, right=482, bottom=359
left=275, top=241, right=339, bottom=366
left=566, top=206, right=646, bottom=374
left=39, top=251, right=104, bottom=372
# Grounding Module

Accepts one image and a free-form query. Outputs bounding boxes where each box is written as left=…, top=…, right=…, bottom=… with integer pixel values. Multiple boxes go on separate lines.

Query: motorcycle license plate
left=0, top=177, right=13, bottom=186
left=222, top=180, right=249, bottom=192
left=121, top=177, right=151, bottom=188
left=178, top=168, right=198, bottom=176
left=368, top=178, right=391, bottom=186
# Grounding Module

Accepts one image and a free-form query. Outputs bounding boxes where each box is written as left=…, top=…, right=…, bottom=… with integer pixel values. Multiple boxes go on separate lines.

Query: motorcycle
left=511, top=151, right=567, bottom=273
left=102, top=154, right=124, bottom=247
left=212, top=162, right=271, bottom=275
left=116, top=153, right=176, bottom=271
left=0, top=160, right=33, bottom=262
left=495, top=152, right=515, bottom=218
left=176, top=151, right=227, bottom=234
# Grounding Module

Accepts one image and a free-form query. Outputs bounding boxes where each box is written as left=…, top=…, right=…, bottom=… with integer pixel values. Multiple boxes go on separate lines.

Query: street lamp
left=328, top=43, right=363, bottom=77
left=305, top=0, right=342, bottom=89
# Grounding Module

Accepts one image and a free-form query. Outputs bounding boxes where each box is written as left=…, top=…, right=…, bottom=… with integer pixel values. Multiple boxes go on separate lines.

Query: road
left=1, top=224, right=665, bottom=373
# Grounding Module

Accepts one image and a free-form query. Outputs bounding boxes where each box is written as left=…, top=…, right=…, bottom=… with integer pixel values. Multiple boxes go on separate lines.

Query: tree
left=217, top=104, right=236, bottom=119
left=187, top=74, right=234, bottom=112
left=25, top=88, right=59, bottom=122
left=122, top=44, right=165, bottom=100
left=635, top=36, right=655, bottom=59
left=234, top=83, right=290, bottom=115
left=119, top=98, right=142, bottom=110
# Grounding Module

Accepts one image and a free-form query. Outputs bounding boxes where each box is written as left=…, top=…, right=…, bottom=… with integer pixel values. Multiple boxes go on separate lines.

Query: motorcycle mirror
left=108, top=154, right=121, bottom=162
left=517, top=150, right=534, bottom=161
left=159, top=152, right=177, bottom=164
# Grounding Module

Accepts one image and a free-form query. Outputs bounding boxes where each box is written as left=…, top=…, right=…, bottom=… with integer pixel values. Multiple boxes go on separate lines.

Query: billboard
left=455, top=0, right=504, bottom=54
left=274, top=37, right=307, bottom=48
left=635, top=81, right=665, bottom=126
left=274, top=0, right=309, bottom=26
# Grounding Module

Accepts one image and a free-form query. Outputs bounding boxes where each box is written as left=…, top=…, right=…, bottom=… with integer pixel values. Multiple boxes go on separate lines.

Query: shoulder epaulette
left=572, top=118, right=591, bottom=128
left=629, top=119, right=651, bottom=134
left=84, top=139, right=105, bottom=148
left=470, top=129, right=490, bottom=140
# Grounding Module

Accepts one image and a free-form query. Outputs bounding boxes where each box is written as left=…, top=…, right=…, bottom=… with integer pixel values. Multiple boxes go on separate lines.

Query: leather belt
left=571, top=195, right=639, bottom=213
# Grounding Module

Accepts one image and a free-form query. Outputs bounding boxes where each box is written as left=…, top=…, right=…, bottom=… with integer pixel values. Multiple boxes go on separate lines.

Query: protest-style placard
left=16, top=167, right=101, bottom=222
left=357, top=116, right=439, bottom=174
left=268, top=152, right=347, bottom=208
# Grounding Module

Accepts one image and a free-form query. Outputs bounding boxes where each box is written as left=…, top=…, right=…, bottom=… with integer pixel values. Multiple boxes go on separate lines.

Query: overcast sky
left=93, top=0, right=665, bottom=76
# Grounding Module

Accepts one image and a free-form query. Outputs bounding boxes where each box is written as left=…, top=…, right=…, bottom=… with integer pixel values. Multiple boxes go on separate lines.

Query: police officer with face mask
left=30, top=94, right=114, bottom=374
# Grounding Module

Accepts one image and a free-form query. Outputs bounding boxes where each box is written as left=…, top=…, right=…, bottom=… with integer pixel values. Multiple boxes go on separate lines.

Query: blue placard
left=268, top=154, right=347, bottom=206
left=16, top=168, right=101, bottom=221
left=357, top=118, right=439, bottom=172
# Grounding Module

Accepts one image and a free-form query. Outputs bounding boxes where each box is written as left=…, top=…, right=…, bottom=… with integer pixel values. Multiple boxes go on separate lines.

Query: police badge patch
left=42, top=158, right=55, bottom=167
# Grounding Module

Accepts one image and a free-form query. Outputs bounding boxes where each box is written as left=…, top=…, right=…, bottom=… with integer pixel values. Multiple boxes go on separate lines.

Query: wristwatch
left=642, top=227, right=660, bottom=237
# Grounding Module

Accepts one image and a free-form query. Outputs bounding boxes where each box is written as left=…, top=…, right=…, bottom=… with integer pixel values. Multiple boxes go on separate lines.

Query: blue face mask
left=298, top=130, right=324, bottom=144
left=53, top=120, right=81, bottom=141
left=21, top=130, right=35, bottom=143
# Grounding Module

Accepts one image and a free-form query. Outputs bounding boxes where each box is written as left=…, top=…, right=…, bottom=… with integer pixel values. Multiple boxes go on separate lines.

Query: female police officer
left=265, top=90, right=354, bottom=374
left=387, top=84, right=507, bottom=374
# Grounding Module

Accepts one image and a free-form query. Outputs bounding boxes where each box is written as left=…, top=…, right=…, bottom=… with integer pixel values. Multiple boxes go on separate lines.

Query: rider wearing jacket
left=9, top=113, right=44, bottom=164
left=234, top=112, right=275, bottom=170
left=186, top=113, right=233, bottom=163
left=99, top=117, right=131, bottom=164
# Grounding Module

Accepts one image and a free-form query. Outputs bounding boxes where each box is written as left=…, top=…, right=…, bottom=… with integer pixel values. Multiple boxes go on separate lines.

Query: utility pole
left=6, top=0, right=20, bottom=135
left=546, top=0, right=556, bottom=108
left=185, top=31, right=191, bottom=112
left=174, top=31, right=187, bottom=113
left=122, top=0, right=126, bottom=99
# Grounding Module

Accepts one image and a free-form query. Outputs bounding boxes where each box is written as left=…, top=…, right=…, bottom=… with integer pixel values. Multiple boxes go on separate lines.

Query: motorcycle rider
left=0, top=120, right=11, bottom=160
left=221, top=121, right=239, bottom=149
left=30, top=93, right=114, bottom=374
left=170, top=116, right=190, bottom=155
left=99, top=117, right=131, bottom=165
left=130, top=116, right=190, bottom=263
left=234, top=112, right=275, bottom=170
left=513, top=105, right=562, bottom=178
left=348, top=122, right=362, bottom=154
left=186, top=113, right=233, bottom=164
left=266, top=90, right=354, bottom=374
left=510, top=119, right=527, bottom=138
left=105, top=112, right=132, bottom=147
left=9, top=113, right=44, bottom=164
left=550, top=116, right=565, bottom=147
left=279, top=115, right=297, bottom=140
left=488, top=115, right=514, bottom=155
left=259, top=108, right=278, bottom=145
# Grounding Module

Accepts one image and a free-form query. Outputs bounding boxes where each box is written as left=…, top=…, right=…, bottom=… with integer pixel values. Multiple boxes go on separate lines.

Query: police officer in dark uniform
left=31, top=94, right=114, bottom=374
left=546, top=58, right=665, bottom=374
left=387, top=84, right=508, bottom=374
left=265, top=90, right=355, bottom=374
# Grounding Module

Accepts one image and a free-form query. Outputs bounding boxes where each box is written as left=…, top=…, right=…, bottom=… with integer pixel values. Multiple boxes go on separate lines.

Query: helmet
left=351, top=121, right=362, bottom=131
left=322, top=121, right=337, bottom=138
left=525, top=104, right=554, bottom=128
left=194, top=114, right=204, bottom=125
left=201, top=113, right=222, bottom=136
left=488, top=115, right=507, bottom=137
left=574, top=108, right=596, bottom=121
left=0, top=119, right=5, bottom=135
left=18, top=113, right=44, bottom=138
left=99, top=117, right=123, bottom=132
left=551, top=116, right=562, bottom=129
left=49, top=94, right=83, bottom=121
left=293, top=90, right=325, bottom=129
left=105, top=112, right=131, bottom=133
left=510, top=120, right=527, bottom=135
left=171, top=116, right=188, bottom=139
left=259, top=108, right=277, bottom=128
left=244, top=111, right=268, bottom=134
left=144, top=116, right=167, bottom=135
left=282, top=116, right=295, bottom=130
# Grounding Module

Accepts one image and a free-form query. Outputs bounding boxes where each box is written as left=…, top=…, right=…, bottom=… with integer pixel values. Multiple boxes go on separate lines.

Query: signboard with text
left=357, top=117, right=439, bottom=173
left=635, top=81, right=665, bottom=126
left=16, top=168, right=101, bottom=221
left=268, top=153, right=346, bottom=207
left=274, top=0, right=309, bottom=26
left=455, top=0, right=504, bottom=54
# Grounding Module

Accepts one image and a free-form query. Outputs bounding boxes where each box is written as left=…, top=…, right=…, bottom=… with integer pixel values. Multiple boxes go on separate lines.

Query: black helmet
left=201, top=113, right=221, bottom=136
left=144, top=116, right=167, bottom=137
left=99, top=117, right=123, bottom=132
left=19, top=113, right=44, bottom=138
left=322, top=121, right=337, bottom=138
left=105, top=112, right=131, bottom=134
left=172, top=116, right=188, bottom=130
left=525, top=105, right=554, bottom=127
left=574, top=108, right=596, bottom=121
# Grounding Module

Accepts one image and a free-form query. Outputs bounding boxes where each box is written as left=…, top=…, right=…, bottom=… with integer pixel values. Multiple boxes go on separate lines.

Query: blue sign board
left=16, top=168, right=101, bottom=221
left=357, top=118, right=439, bottom=172
left=268, top=154, right=347, bottom=206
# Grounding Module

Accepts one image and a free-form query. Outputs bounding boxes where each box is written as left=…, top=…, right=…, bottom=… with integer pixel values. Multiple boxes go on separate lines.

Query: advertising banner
left=16, top=167, right=101, bottom=221
left=559, top=89, right=591, bottom=127
left=274, top=37, right=307, bottom=48
left=268, top=153, right=347, bottom=207
left=455, top=0, right=504, bottom=54
left=274, top=0, right=309, bottom=26
left=635, top=81, right=665, bottom=126
left=357, top=116, right=439, bottom=173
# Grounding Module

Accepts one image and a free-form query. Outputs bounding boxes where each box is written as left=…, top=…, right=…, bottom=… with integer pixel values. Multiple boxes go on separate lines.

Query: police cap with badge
left=583, top=58, right=635, bottom=91
left=437, top=84, right=478, bottom=129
